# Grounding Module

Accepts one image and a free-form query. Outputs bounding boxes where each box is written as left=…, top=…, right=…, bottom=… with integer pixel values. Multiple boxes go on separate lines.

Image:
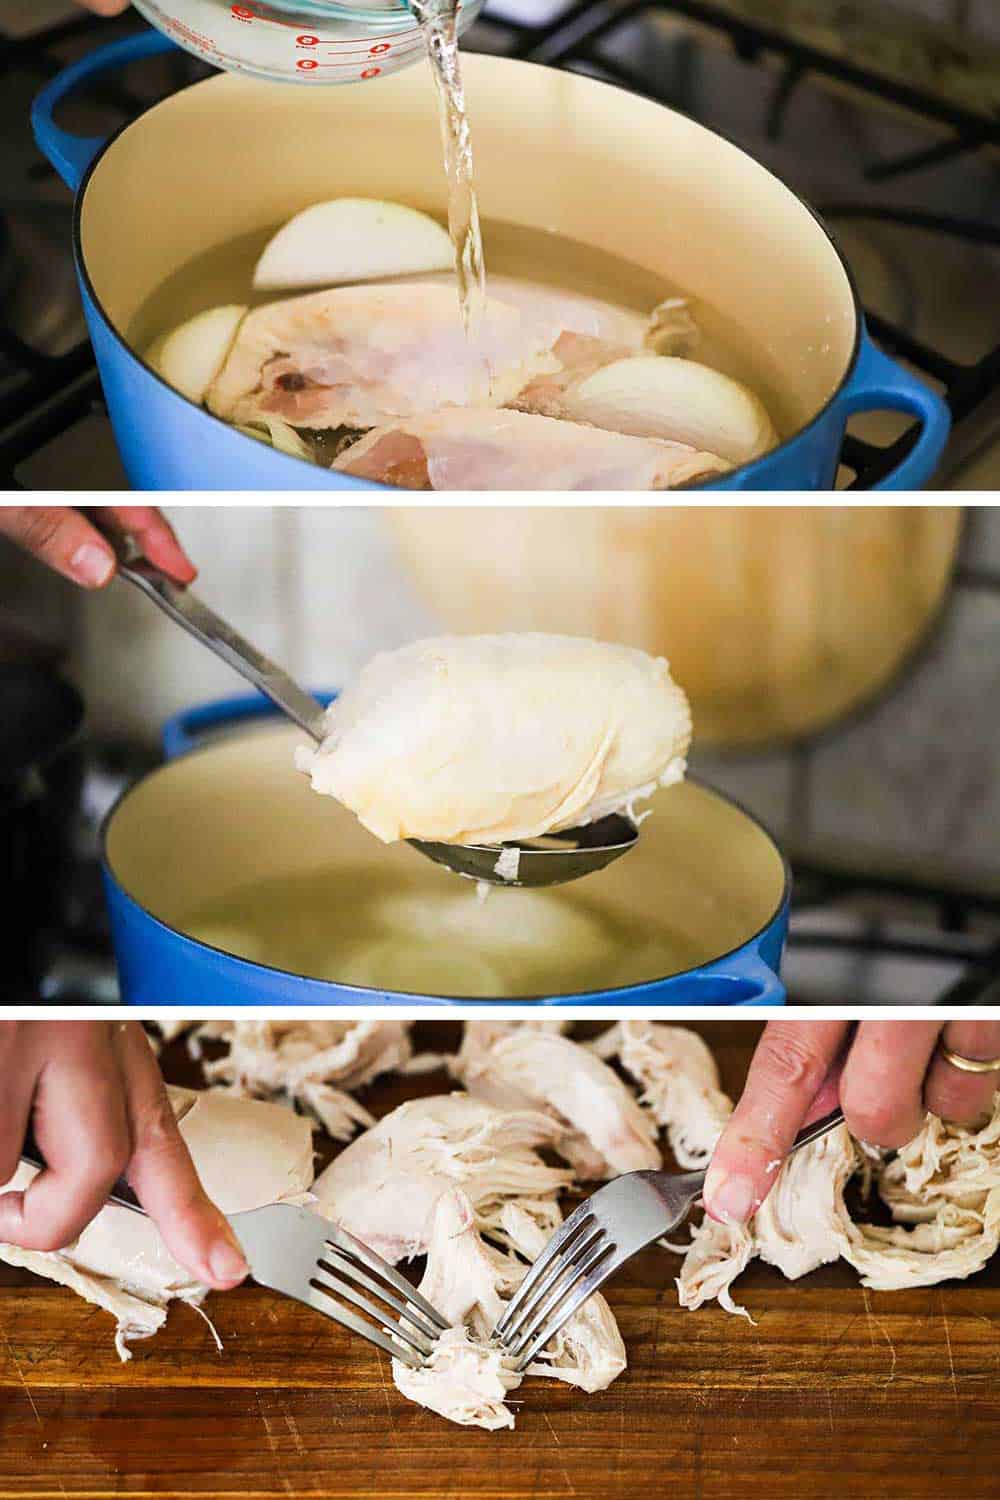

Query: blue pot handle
left=162, top=689, right=337, bottom=760
left=836, top=330, right=951, bottom=491
left=32, top=30, right=179, bottom=191
left=719, top=948, right=786, bottom=1006
left=686, top=947, right=786, bottom=1007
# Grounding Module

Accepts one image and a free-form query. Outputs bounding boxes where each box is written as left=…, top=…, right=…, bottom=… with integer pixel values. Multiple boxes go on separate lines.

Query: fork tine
left=504, top=1235, right=614, bottom=1361
left=326, top=1224, right=450, bottom=1331
left=514, top=1246, right=628, bottom=1371
left=499, top=1221, right=604, bottom=1349
left=311, top=1266, right=436, bottom=1360
left=320, top=1248, right=442, bottom=1344
left=306, top=1283, right=424, bottom=1370
left=494, top=1200, right=599, bottom=1338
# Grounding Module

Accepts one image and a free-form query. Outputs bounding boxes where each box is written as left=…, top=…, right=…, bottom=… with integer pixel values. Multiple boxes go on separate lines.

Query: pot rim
left=70, top=54, right=865, bottom=490
left=100, top=751, right=792, bottom=1003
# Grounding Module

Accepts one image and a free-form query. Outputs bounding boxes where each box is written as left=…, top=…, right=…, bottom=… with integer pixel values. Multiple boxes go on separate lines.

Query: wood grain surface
left=1, top=1022, right=998, bottom=1500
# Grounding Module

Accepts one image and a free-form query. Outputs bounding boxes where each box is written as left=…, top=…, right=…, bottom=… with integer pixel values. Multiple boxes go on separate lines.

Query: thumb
left=113, top=1025, right=248, bottom=1290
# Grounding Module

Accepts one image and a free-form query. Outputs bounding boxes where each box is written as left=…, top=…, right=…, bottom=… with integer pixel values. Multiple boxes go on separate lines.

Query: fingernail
left=70, top=543, right=115, bottom=588
left=208, top=1236, right=249, bottom=1284
left=703, top=1166, right=756, bottom=1225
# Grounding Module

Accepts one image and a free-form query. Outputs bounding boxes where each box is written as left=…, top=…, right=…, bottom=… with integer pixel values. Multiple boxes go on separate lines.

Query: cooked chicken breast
left=0, top=1090, right=315, bottom=1358
left=593, top=1020, right=733, bottom=1169
left=453, top=1027, right=661, bottom=1178
left=675, top=1065, right=1000, bottom=1318
left=393, top=1187, right=626, bottom=1428
left=198, top=1019, right=412, bottom=1140
left=295, top=632, right=692, bottom=846
left=312, top=1094, right=570, bottom=1264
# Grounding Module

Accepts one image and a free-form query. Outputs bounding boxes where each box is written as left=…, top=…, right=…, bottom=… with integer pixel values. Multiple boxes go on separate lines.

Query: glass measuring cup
left=130, top=0, right=485, bottom=84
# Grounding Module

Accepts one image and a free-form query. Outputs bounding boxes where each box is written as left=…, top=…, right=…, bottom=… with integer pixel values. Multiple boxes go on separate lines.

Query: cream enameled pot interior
left=79, top=55, right=858, bottom=436
left=103, top=726, right=786, bottom=999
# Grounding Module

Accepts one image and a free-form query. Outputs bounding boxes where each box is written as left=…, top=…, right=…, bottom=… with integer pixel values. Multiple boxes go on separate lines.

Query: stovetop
left=2, top=0, right=1000, bottom=488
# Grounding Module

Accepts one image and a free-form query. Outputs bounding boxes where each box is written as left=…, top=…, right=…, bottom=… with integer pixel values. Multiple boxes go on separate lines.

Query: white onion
left=253, top=197, right=454, bottom=291
left=147, top=304, right=247, bottom=407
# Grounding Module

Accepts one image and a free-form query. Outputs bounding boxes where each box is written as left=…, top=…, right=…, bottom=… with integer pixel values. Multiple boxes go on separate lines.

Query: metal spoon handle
left=117, top=559, right=327, bottom=743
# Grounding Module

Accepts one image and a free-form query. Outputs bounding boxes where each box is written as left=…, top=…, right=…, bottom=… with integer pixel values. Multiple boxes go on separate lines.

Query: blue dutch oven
left=101, top=692, right=789, bottom=1008
left=33, top=30, right=948, bottom=491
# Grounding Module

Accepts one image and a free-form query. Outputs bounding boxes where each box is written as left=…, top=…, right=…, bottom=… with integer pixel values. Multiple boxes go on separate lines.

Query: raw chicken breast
left=332, top=406, right=730, bottom=490
left=313, top=1094, right=570, bottom=1264
left=206, top=282, right=560, bottom=429
left=0, top=1089, right=315, bottom=1359
left=295, top=632, right=692, bottom=846
left=453, top=1028, right=661, bottom=1179
left=486, top=276, right=647, bottom=348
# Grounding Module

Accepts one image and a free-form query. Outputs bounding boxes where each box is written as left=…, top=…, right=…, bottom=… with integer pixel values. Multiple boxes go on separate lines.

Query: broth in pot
left=104, top=726, right=787, bottom=1001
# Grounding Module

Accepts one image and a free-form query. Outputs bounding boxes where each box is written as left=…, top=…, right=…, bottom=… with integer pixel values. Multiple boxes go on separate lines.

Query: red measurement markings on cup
left=164, top=15, right=223, bottom=54
left=295, top=59, right=388, bottom=75
left=292, top=35, right=423, bottom=72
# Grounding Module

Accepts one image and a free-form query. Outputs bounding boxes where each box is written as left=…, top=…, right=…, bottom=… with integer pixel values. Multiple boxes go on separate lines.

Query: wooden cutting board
left=2, top=1021, right=998, bottom=1500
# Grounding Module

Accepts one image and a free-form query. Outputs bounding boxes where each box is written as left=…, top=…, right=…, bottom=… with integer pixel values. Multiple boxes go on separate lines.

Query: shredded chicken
left=675, top=1079, right=1000, bottom=1316
left=12, top=1022, right=1000, bottom=1433
left=453, top=1027, right=661, bottom=1179
left=195, top=1019, right=412, bottom=1140
left=312, top=1093, right=571, bottom=1263
left=393, top=1187, right=625, bottom=1427
left=593, top=1021, right=733, bottom=1169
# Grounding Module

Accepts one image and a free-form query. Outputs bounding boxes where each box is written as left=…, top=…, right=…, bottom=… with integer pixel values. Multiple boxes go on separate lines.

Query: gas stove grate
left=484, top=0, right=1000, bottom=489
left=2, top=2, right=1000, bottom=488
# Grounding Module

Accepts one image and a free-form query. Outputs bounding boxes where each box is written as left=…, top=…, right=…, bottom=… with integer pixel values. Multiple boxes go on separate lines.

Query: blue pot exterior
left=79, top=279, right=946, bottom=493
left=106, top=690, right=790, bottom=1009
left=37, top=32, right=951, bottom=493
left=103, top=863, right=789, bottom=1008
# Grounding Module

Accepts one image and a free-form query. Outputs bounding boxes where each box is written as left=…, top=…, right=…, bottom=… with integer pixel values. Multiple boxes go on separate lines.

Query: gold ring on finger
left=938, top=1044, right=1000, bottom=1075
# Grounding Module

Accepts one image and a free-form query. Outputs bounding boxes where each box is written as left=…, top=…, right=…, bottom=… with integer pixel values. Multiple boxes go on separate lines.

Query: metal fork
left=494, top=1106, right=846, bottom=1369
left=20, top=1132, right=449, bottom=1370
